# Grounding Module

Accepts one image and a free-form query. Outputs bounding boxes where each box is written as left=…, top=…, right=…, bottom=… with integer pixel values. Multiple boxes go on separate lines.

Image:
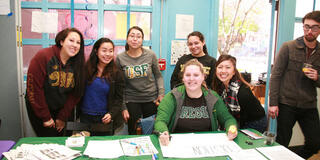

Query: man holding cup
left=269, top=11, right=320, bottom=159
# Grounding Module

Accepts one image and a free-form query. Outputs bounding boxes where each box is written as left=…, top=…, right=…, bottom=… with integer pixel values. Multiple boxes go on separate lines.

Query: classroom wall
left=160, top=0, right=218, bottom=93
left=0, top=1, right=22, bottom=141
left=1, top=0, right=317, bottom=144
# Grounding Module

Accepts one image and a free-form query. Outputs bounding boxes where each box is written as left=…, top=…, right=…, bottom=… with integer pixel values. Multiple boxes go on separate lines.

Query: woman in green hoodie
left=154, top=59, right=237, bottom=146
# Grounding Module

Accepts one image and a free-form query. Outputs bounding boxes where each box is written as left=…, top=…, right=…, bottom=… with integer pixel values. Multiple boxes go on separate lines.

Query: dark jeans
left=79, top=113, right=112, bottom=136
left=277, top=103, right=320, bottom=159
left=243, top=116, right=267, bottom=133
left=26, top=100, right=63, bottom=137
left=126, top=102, right=157, bottom=135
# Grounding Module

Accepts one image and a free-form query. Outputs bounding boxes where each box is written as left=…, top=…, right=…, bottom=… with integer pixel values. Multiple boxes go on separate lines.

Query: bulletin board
left=170, top=40, right=190, bottom=65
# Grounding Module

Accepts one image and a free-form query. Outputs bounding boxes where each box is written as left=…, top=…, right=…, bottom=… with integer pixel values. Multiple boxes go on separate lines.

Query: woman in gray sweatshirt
left=116, top=26, right=165, bottom=135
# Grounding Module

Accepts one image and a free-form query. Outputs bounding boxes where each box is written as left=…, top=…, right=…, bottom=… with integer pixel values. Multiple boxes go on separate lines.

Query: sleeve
left=109, top=71, right=125, bottom=118
left=238, top=85, right=265, bottom=121
left=315, top=74, right=320, bottom=86
left=214, top=92, right=237, bottom=131
left=170, top=58, right=183, bottom=89
left=116, top=56, right=127, bottom=111
left=269, top=42, right=290, bottom=106
left=26, top=50, right=52, bottom=122
left=57, top=94, right=80, bottom=121
left=154, top=92, right=176, bottom=133
left=314, top=64, right=320, bottom=87
left=151, top=52, right=165, bottom=96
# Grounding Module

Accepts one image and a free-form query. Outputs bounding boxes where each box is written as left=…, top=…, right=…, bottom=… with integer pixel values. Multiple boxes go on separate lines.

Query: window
left=218, top=0, right=272, bottom=82
left=20, top=0, right=155, bottom=78
left=293, top=0, right=320, bottom=41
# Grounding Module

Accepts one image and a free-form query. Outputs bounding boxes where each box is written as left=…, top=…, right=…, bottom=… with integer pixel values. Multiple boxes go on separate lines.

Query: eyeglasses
left=303, top=25, right=320, bottom=32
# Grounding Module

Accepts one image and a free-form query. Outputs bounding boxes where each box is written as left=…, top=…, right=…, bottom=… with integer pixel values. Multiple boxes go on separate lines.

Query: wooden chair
left=64, top=121, right=114, bottom=136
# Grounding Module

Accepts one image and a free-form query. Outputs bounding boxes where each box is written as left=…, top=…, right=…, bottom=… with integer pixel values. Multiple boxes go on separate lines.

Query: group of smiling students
left=25, top=26, right=267, bottom=145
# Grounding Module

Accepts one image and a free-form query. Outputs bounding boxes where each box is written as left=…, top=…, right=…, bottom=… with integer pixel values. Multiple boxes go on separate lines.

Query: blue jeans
left=126, top=102, right=157, bottom=135
left=277, top=103, right=320, bottom=159
left=243, top=116, right=267, bottom=133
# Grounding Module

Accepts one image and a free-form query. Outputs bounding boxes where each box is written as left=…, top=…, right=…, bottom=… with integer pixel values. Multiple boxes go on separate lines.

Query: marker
left=136, top=146, right=140, bottom=155
left=152, top=153, right=158, bottom=160
left=122, top=140, right=137, bottom=146
left=139, top=145, right=145, bottom=153
left=153, top=153, right=158, bottom=159
left=151, top=148, right=158, bottom=160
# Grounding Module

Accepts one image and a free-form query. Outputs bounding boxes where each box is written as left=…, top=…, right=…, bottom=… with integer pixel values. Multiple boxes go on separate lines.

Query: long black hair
left=212, top=54, right=251, bottom=95
left=125, top=26, right=144, bottom=51
left=187, top=31, right=208, bottom=55
left=85, top=37, right=118, bottom=84
left=55, top=27, right=85, bottom=98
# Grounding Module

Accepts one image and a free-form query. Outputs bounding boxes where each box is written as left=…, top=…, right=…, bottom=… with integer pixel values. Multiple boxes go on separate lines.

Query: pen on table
left=152, top=153, right=158, bottom=160
left=151, top=148, right=158, bottom=160
left=147, top=143, right=158, bottom=160
left=153, top=153, right=158, bottom=160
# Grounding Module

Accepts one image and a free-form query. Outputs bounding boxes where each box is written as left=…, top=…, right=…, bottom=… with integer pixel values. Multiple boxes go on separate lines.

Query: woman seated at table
left=212, top=55, right=267, bottom=133
left=154, top=59, right=238, bottom=146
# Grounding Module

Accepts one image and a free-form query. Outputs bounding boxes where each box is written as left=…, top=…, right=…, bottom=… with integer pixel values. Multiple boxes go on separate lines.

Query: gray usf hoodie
left=116, top=48, right=165, bottom=104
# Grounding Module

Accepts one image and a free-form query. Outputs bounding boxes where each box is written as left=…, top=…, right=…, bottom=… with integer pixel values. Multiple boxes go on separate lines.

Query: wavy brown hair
left=212, top=55, right=251, bottom=95
left=55, top=27, right=85, bottom=97
left=187, top=31, right=208, bottom=55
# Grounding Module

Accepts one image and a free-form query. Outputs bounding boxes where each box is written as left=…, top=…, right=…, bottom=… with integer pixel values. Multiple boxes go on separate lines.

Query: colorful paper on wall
left=116, top=13, right=136, bottom=39
left=171, top=40, right=190, bottom=65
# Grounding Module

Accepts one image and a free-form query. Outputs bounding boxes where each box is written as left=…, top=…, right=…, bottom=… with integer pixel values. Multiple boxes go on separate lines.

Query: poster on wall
left=175, top=14, right=194, bottom=39
left=171, top=40, right=190, bottom=65
left=0, top=0, right=10, bottom=15
left=31, top=11, right=58, bottom=33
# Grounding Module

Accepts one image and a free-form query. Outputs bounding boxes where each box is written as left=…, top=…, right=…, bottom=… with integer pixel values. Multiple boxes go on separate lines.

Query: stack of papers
left=3, top=143, right=81, bottom=160
left=160, top=133, right=242, bottom=158
left=83, top=136, right=158, bottom=159
left=256, top=146, right=304, bottom=160
left=228, top=149, right=268, bottom=160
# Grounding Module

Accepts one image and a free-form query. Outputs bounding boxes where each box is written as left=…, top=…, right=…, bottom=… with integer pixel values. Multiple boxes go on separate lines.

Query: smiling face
left=187, top=36, right=205, bottom=57
left=97, top=42, right=114, bottom=66
left=60, top=31, right=81, bottom=58
left=182, top=64, right=205, bottom=92
left=303, top=19, right=320, bottom=42
left=127, top=29, right=143, bottom=49
left=216, top=60, right=235, bottom=86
